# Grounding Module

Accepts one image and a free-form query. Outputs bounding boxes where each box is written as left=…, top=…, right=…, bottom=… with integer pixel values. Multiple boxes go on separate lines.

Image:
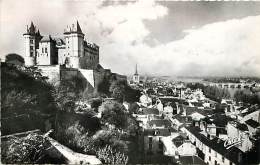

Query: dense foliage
left=97, top=73, right=141, bottom=103
left=99, top=100, right=128, bottom=129
left=2, top=133, right=52, bottom=164
left=1, top=63, right=55, bottom=115
left=5, top=53, right=25, bottom=65
left=186, top=83, right=230, bottom=102
left=234, top=90, right=260, bottom=104
left=1, top=63, right=57, bottom=135
left=203, top=86, right=230, bottom=102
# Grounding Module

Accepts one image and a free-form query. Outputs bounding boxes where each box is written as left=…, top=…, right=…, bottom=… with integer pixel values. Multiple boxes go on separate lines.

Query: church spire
left=134, top=64, right=138, bottom=75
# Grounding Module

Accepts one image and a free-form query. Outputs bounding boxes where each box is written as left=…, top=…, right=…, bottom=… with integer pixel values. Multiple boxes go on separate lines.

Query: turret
left=63, top=21, right=84, bottom=68
left=23, top=21, right=42, bottom=66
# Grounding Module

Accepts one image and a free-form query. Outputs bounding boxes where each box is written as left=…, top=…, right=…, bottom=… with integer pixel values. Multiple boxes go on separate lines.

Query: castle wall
left=60, top=68, right=95, bottom=93
left=58, top=47, right=66, bottom=65
left=60, top=68, right=78, bottom=80
left=38, top=65, right=60, bottom=85
left=81, top=43, right=99, bottom=69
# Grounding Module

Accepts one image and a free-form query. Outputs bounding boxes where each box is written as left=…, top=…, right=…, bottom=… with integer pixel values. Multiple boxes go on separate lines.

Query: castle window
left=42, top=47, right=44, bottom=53
left=45, top=47, right=47, bottom=53
left=30, top=51, right=33, bottom=57
left=149, top=137, right=152, bottom=150
left=30, top=46, right=33, bottom=50
left=30, top=39, right=33, bottom=44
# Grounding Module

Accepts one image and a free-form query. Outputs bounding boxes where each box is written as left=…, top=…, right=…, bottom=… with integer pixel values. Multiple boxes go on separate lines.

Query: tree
left=234, top=89, right=260, bottom=104
left=128, top=102, right=140, bottom=114
left=2, top=133, right=51, bottom=164
left=1, top=63, right=57, bottom=135
left=99, top=101, right=128, bottom=129
left=124, top=116, right=139, bottom=136
left=96, top=145, right=128, bottom=165
left=203, top=86, right=230, bottom=102
left=109, top=80, right=126, bottom=102
left=5, top=53, right=25, bottom=65
left=88, top=98, right=102, bottom=111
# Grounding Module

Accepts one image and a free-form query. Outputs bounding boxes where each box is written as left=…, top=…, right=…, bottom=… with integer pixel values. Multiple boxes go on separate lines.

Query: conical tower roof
left=29, top=21, right=36, bottom=34
left=76, top=20, right=83, bottom=34
left=24, top=21, right=38, bottom=35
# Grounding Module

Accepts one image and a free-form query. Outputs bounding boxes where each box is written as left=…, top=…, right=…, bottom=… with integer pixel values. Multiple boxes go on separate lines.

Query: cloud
left=97, top=14, right=260, bottom=77
left=1, top=0, right=260, bottom=77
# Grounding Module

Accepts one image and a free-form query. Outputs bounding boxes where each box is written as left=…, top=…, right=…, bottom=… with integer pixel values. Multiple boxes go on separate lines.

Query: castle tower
left=64, top=21, right=84, bottom=68
left=133, top=64, right=140, bottom=83
left=23, top=22, right=42, bottom=66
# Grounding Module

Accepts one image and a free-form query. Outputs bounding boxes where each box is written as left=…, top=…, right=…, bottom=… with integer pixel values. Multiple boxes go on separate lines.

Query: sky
left=1, top=0, right=260, bottom=77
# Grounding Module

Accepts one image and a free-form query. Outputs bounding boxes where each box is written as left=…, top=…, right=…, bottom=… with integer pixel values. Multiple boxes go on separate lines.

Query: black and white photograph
left=1, top=0, right=260, bottom=164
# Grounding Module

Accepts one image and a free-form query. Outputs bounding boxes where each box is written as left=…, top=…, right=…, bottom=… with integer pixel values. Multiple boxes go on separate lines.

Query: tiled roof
left=236, top=123, right=249, bottom=131
left=142, top=108, right=159, bottom=115
left=237, top=106, right=246, bottom=111
left=173, top=114, right=192, bottom=124
left=40, top=35, right=53, bottom=42
left=148, top=119, right=171, bottom=128
left=186, top=106, right=214, bottom=117
left=226, top=101, right=233, bottom=104
left=241, top=108, right=259, bottom=117
left=192, top=102, right=203, bottom=107
left=179, top=156, right=207, bottom=165
left=245, top=119, right=260, bottom=128
left=186, top=126, right=244, bottom=165
left=144, top=128, right=172, bottom=136
left=172, top=135, right=185, bottom=148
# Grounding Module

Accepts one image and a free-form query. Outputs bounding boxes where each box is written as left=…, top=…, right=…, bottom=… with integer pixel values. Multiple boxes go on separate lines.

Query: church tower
left=23, top=22, right=42, bottom=66
left=133, top=64, right=140, bottom=84
left=64, top=21, right=84, bottom=68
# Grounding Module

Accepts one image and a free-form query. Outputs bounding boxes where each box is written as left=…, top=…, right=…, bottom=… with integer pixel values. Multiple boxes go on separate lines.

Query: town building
left=183, top=126, right=245, bottom=165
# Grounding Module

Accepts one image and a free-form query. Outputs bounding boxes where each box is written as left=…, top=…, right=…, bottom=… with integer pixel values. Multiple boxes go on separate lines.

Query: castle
left=23, top=21, right=99, bottom=69
left=22, top=21, right=126, bottom=92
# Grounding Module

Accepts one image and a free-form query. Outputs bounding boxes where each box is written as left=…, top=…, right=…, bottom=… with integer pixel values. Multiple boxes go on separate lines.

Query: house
left=178, top=156, right=207, bottom=165
left=183, top=126, right=245, bottom=165
left=226, top=121, right=253, bottom=152
left=163, top=103, right=174, bottom=117
left=134, top=108, right=161, bottom=128
left=143, top=128, right=175, bottom=155
left=139, top=93, right=152, bottom=107
left=244, top=119, right=260, bottom=136
left=147, top=119, right=172, bottom=129
left=171, top=114, right=192, bottom=130
left=240, top=108, right=260, bottom=123
left=162, top=135, right=196, bottom=159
